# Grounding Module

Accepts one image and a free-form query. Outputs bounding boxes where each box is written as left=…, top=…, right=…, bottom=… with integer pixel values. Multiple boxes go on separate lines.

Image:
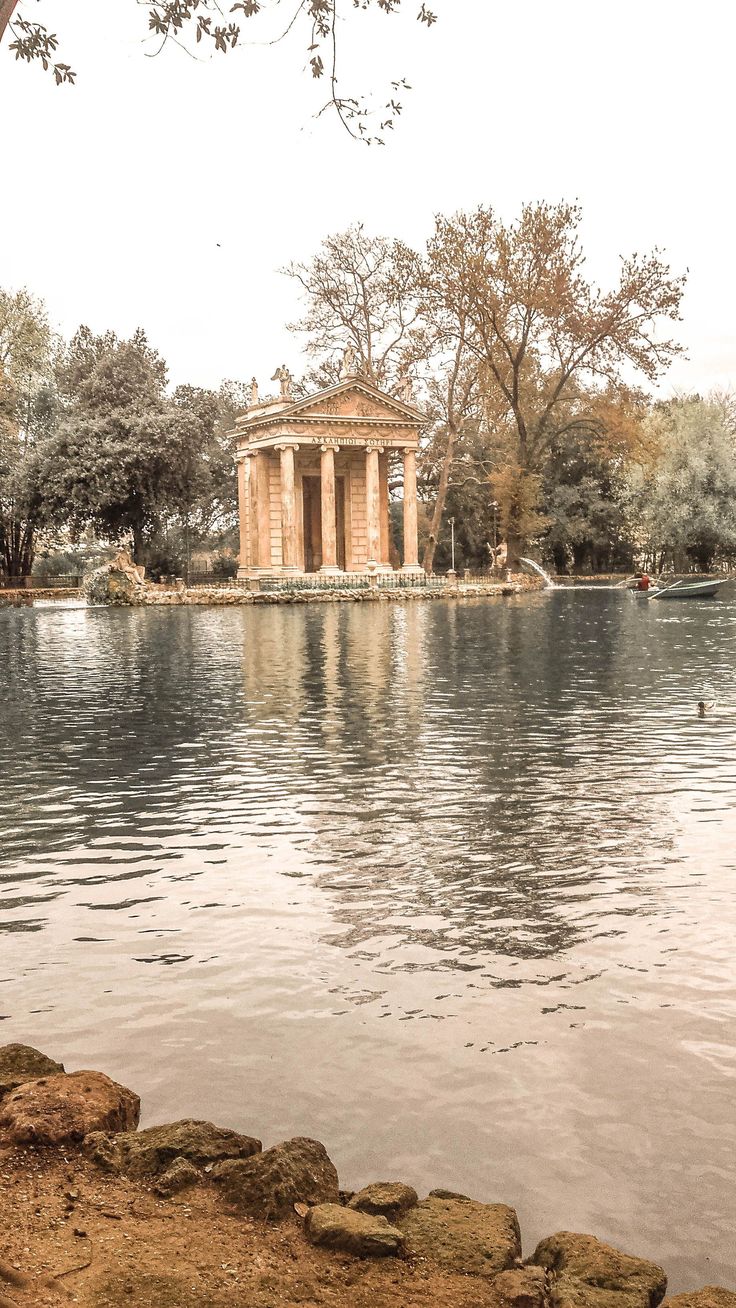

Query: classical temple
left=234, top=367, right=425, bottom=578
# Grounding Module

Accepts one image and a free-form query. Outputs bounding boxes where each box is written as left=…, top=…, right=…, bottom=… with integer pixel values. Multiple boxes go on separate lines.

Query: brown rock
left=154, top=1157, right=202, bottom=1197
left=84, top=1118, right=261, bottom=1177
left=489, top=1267, right=550, bottom=1308
left=531, top=1232, right=667, bottom=1308
left=0, top=1044, right=65, bottom=1100
left=348, top=1182, right=418, bottom=1220
left=214, top=1136, right=339, bottom=1221
left=0, top=1070, right=140, bottom=1145
left=399, top=1195, right=521, bottom=1277
left=663, top=1293, right=736, bottom=1308
left=305, top=1203, right=404, bottom=1257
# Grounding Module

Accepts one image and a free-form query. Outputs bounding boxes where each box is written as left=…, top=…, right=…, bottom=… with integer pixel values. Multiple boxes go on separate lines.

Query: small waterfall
left=519, top=557, right=557, bottom=588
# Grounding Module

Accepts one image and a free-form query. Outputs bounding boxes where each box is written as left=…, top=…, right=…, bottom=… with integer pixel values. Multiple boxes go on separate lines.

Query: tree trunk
left=0, top=515, right=34, bottom=577
left=422, top=425, right=456, bottom=573
left=0, top=0, right=19, bottom=43
left=131, top=522, right=145, bottom=564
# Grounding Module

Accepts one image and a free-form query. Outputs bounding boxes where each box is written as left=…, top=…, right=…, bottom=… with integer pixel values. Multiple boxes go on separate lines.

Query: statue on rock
left=250, top=377, right=259, bottom=406
left=84, top=550, right=148, bottom=606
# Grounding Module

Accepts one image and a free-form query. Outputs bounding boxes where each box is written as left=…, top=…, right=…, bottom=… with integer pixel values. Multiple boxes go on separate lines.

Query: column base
left=366, top=561, right=393, bottom=573
left=401, top=563, right=425, bottom=574
left=319, top=565, right=344, bottom=575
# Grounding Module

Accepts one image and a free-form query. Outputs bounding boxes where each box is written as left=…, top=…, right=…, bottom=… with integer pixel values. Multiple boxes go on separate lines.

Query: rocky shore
left=0, top=1044, right=733, bottom=1308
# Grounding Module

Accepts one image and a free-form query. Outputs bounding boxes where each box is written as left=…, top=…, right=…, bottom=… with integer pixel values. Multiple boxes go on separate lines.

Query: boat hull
left=653, top=580, right=729, bottom=600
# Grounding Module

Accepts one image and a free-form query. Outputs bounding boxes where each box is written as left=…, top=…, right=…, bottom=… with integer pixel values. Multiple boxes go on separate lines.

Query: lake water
left=1, top=592, right=735, bottom=1291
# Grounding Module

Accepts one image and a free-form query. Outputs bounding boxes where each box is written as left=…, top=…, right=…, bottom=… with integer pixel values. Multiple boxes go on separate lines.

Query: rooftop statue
left=271, top=365, right=293, bottom=400
left=398, top=372, right=413, bottom=403
left=341, top=345, right=358, bottom=378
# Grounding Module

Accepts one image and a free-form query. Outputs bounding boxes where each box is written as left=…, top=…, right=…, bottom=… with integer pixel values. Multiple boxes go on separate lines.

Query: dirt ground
left=0, top=1145, right=503, bottom=1308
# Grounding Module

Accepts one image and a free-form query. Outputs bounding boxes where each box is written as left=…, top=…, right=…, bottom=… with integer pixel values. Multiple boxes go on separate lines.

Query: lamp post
left=449, top=516, right=456, bottom=572
left=491, top=501, right=498, bottom=554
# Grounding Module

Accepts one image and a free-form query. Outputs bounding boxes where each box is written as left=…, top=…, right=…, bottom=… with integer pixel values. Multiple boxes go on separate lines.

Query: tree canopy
left=0, top=0, right=437, bottom=140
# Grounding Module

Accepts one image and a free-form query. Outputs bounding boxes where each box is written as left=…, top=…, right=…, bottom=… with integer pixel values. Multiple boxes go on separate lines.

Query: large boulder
left=0, top=1070, right=140, bottom=1145
left=530, top=1232, right=667, bottom=1308
left=83, top=1118, right=261, bottom=1177
left=399, top=1194, right=521, bottom=1278
left=663, top=1292, right=736, bottom=1308
left=348, top=1182, right=418, bottom=1221
left=0, top=1044, right=64, bottom=1101
left=214, top=1136, right=339, bottom=1220
left=305, top=1203, right=404, bottom=1258
left=84, top=551, right=148, bottom=606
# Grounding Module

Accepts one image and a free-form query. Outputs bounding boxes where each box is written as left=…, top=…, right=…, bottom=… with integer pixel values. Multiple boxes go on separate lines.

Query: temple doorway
left=302, top=476, right=346, bottom=572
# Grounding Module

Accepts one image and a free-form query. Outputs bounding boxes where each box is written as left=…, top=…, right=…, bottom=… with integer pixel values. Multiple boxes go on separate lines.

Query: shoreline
left=1, top=576, right=541, bottom=608
left=0, top=1045, right=733, bottom=1308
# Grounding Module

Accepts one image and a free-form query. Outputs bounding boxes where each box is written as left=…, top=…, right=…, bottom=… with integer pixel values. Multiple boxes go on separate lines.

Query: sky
left=1, top=0, right=735, bottom=397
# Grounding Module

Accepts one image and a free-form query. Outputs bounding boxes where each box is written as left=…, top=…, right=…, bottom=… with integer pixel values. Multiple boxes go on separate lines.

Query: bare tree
left=285, top=224, right=424, bottom=390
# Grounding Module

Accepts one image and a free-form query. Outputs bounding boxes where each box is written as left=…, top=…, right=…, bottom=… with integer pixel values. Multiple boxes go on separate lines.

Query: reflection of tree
left=282, top=593, right=677, bottom=970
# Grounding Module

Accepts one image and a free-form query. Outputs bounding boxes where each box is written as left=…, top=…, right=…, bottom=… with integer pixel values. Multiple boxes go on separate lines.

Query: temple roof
left=234, top=373, right=426, bottom=441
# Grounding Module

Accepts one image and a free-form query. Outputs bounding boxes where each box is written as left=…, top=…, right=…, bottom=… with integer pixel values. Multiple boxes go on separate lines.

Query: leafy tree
left=0, top=288, right=53, bottom=576
left=32, top=328, right=207, bottom=564
left=426, top=202, right=685, bottom=562
left=1, top=0, right=437, bottom=141
left=643, top=399, right=736, bottom=572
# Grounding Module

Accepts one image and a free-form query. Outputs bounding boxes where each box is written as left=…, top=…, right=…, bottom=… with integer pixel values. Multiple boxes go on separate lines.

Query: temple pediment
left=288, top=378, right=425, bottom=424
left=235, top=375, right=425, bottom=439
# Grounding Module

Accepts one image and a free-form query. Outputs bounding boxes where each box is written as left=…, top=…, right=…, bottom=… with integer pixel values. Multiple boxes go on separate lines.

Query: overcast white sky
left=1, top=0, right=734, bottom=396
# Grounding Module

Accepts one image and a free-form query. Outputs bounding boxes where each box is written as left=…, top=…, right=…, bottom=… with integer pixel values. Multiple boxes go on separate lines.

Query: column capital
left=274, top=442, right=300, bottom=453
left=365, top=442, right=384, bottom=455
left=320, top=442, right=340, bottom=453
left=403, top=445, right=417, bottom=456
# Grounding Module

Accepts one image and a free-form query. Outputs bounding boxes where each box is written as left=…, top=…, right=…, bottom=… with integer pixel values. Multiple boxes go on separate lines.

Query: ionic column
left=256, top=450, right=272, bottom=570
left=237, top=455, right=249, bottom=573
left=277, top=444, right=300, bottom=571
left=365, top=445, right=382, bottom=568
left=320, top=443, right=341, bottom=572
left=402, top=445, right=422, bottom=571
left=247, top=453, right=259, bottom=570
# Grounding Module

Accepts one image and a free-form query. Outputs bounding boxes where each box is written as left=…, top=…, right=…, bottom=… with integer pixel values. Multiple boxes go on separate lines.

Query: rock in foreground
left=663, top=1292, right=736, bottom=1308
left=214, top=1136, right=339, bottom=1220
left=84, top=1118, right=261, bottom=1177
left=531, top=1232, right=667, bottom=1308
left=348, top=1181, right=418, bottom=1220
left=488, top=1266, right=550, bottom=1308
left=0, top=1043, right=64, bottom=1101
left=305, top=1203, right=404, bottom=1257
left=399, top=1194, right=521, bottom=1277
left=0, top=1070, right=140, bottom=1145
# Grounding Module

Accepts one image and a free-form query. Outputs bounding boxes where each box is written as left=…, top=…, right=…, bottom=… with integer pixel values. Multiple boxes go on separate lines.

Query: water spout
left=519, top=557, right=557, bottom=589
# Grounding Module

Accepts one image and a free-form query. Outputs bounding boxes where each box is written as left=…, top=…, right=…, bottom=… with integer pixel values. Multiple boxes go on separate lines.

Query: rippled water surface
left=1, top=593, right=735, bottom=1289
